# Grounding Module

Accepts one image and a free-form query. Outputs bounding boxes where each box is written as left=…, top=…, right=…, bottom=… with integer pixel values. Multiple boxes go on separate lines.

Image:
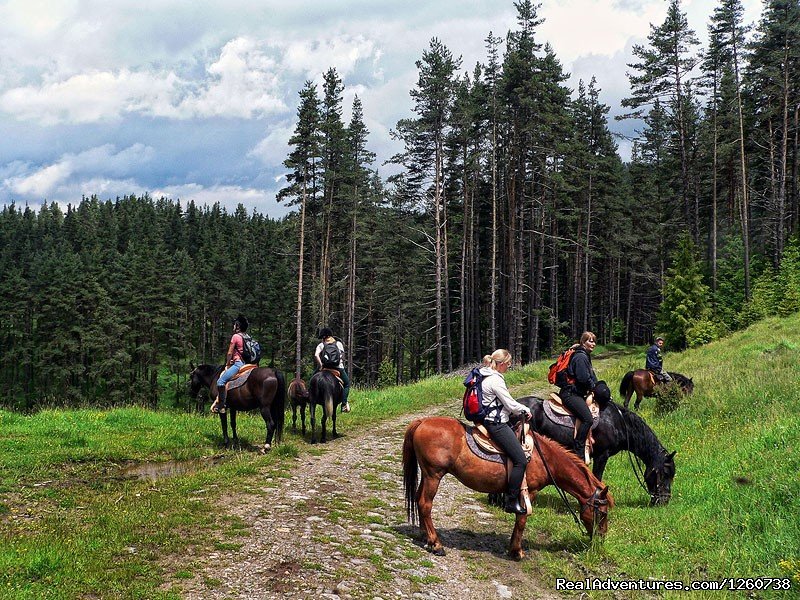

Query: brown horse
left=402, top=417, right=613, bottom=560
left=188, top=364, right=285, bottom=451
left=288, top=376, right=310, bottom=435
left=620, top=370, right=694, bottom=410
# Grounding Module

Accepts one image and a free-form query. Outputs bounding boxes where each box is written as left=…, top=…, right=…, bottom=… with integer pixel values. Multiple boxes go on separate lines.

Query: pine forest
left=2, top=0, right=800, bottom=410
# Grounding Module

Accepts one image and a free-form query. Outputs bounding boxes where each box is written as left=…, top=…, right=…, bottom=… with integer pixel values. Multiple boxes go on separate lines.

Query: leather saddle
left=468, top=422, right=534, bottom=515
left=322, top=367, right=344, bottom=388
left=544, top=392, right=600, bottom=464
left=224, top=364, right=258, bottom=391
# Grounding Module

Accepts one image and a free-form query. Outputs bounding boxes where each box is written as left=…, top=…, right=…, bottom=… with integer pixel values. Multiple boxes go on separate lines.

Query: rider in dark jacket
left=646, top=337, right=672, bottom=383
left=557, top=332, right=597, bottom=461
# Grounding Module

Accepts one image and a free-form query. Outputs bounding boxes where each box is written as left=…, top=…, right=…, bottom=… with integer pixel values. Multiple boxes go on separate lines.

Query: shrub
left=686, top=318, right=726, bottom=348
left=654, top=381, right=683, bottom=415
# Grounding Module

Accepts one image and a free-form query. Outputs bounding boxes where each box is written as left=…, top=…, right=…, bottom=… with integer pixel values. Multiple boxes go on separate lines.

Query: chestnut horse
left=620, top=370, right=694, bottom=410
left=402, top=417, right=613, bottom=560
left=288, top=376, right=310, bottom=435
left=188, top=364, right=285, bottom=451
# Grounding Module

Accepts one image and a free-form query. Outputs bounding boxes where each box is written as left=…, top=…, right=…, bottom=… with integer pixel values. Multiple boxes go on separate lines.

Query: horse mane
left=533, top=432, right=600, bottom=490
left=616, top=403, right=668, bottom=464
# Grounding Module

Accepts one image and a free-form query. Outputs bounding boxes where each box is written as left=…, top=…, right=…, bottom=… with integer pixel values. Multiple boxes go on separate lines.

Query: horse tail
left=620, top=371, right=633, bottom=398
left=271, top=369, right=286, bottom=444
left=402, top=420, right=422, bottom=526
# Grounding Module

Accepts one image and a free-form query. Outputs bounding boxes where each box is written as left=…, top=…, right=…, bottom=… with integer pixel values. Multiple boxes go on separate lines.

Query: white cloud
left=152, top=183, right=286, bottom=217
left=4, top=143, right=154, bottom=197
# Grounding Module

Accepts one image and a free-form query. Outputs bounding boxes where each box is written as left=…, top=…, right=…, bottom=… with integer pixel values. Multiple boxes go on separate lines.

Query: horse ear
left=599, top=485, right=609, bottom=498
left=689, top=378, right=693, bottom=383
left=189, top=361, right=195, bottom=371
left=668, top=451, right=677, bottom=460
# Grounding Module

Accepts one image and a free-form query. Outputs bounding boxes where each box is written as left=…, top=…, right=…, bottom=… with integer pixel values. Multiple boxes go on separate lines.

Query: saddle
left=322, top=367, right=344, bottom=388
left=467, top=422, right=534, bottom=515
left=224, top=364, right=258, bottom=391
left=543, top=392, right=600, bottom=464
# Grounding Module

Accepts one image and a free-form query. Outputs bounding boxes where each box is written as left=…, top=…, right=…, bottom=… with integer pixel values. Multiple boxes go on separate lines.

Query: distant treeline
left=2, top=0, right=800, bottom=409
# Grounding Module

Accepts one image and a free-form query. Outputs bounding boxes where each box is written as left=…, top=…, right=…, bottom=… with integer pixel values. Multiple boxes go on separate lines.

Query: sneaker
left=341, top=402, right=351, bottom=413
left=210, top=401, right=226, bottom=414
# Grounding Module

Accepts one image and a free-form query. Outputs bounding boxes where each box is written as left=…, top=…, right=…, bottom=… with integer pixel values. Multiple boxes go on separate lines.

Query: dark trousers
left=560, top=390, right=592, bottom=451
left=483, top=421, right=528, bottom=495
left=314, top=367, right=350, bottom=403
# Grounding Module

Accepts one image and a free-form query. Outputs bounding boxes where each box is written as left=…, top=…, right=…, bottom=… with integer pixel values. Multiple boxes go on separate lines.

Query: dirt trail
left=173, top=395, right=565, bottom=600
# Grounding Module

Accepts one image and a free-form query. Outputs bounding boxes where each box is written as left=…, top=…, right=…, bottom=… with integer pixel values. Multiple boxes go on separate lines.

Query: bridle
left=613, top=401, right=663, bottom=503
left=581, top=486, right=610, bottom=532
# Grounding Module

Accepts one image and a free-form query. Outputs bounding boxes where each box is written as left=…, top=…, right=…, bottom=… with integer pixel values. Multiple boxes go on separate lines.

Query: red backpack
left=547, top=347, right=576, bottom=385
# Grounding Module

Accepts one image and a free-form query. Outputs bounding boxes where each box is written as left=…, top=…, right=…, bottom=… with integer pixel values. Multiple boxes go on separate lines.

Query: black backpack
left=240, top=333, right=262, bottom=365
left=320, top=340, right=341, bottom=368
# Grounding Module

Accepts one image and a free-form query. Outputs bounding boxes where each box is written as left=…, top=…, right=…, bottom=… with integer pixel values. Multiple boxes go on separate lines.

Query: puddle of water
left=119, top=456, right=227, bottom=482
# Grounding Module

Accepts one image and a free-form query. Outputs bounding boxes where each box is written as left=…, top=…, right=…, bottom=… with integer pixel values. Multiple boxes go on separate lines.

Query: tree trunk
left=295, top=180, right=308, bottom=381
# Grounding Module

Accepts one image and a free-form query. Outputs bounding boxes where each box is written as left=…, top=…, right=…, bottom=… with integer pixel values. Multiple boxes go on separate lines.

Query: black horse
left=308, top=369, right=343, bottom=444
left=620, top=370, right=694, bottom=410
left=188, top=363, right=286, bottom=451
left=520, top=395, right=676, bottom=505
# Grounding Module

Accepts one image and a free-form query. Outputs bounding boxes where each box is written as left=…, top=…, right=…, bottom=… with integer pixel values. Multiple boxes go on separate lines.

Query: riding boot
left=211, top=385, right=227, bottom=414
left=504, top=488, right=526, bottom=515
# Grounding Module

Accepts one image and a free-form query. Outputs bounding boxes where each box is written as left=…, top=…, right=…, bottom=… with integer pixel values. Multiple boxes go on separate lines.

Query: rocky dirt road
left=173, top=395, right=568, bottom=600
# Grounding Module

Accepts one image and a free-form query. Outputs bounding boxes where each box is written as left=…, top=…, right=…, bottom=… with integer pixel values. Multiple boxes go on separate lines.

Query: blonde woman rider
left=479, top=349, right=532, bottom=515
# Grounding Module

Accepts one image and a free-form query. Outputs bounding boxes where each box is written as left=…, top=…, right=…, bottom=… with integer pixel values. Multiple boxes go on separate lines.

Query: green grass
left=1, top=317, right=799, bottom=598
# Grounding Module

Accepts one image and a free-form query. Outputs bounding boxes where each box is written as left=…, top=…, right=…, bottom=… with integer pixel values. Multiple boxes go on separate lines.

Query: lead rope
left=613, top=402, right=649, bottom=494
left=530, top=430, right=582, bottom=529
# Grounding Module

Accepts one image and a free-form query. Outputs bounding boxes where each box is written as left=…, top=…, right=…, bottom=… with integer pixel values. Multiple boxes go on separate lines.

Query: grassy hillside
left=1, top=315, right=798, bottom=598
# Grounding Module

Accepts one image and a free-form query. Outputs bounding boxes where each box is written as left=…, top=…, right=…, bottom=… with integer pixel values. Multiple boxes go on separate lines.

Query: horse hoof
left=509, top=549, right=525, bottom=561
left=261, top=444, right=271, bottom=454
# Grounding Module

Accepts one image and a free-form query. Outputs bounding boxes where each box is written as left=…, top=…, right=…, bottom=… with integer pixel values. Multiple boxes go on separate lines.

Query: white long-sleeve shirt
left=478, top=366, right=531, bottom=423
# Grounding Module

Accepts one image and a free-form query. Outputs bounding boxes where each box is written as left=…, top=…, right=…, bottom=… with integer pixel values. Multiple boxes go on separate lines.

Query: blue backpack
left=240, top=333, right=262, bottom=365
left=461, top=367, right=498, bottom=423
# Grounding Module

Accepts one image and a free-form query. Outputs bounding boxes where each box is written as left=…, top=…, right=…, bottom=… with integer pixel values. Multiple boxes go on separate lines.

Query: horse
left=620, top=370, right=694, bottom=410
left=402, top=417, right=613, bottom=560
left=521, top=395, right=676, bottom=505
left=288, top=376, right=310, bottom=435
left=308, top=369, right=343, bottom=444
left=188, top=363, right=286, bottom=451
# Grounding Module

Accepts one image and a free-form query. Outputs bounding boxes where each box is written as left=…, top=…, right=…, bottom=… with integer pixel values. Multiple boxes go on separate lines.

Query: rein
left=529, top=431, right=583, bottom=530
left=612, top=402, right=651, bottom=496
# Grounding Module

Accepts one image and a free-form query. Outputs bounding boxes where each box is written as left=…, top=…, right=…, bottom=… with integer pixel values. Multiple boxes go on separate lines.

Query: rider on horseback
left=556, top=332, right=598, bottom=460
left=314, top=327, right=351, bottom=413
left=210, top=315, right=248, bottom=414
left=646, top=337, right=672, bottom=383
left=479, top=349, right=533, bottom=515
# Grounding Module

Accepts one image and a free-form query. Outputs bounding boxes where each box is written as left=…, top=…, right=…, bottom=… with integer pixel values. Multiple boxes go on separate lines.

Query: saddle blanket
left=543, top=395, right=600, bottom=429
left=465, top=426, right=504, bottom=463
left=225, top=365, right=257, bottom=391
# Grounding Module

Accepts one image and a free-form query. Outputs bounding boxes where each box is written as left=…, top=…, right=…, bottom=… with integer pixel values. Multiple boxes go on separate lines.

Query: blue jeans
left=218, top=361, right=244, bottom=387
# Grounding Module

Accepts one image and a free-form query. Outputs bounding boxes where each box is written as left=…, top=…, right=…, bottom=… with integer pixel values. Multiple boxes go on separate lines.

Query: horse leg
left=310, top=403, right=317, bottom=444
left=417, top=474, right=446, bottom=556
left=592, top=453, right=610, bottom=482
left=331, top=405, right=338, bottom=438
left=219, top=413, right=230, bottom=449
left=623, top=389, right=632, bottom=409
left=291, top=403, right=298, bottom=431
left=261, top=404, right=275, bottom=453
left=301, top=403, right=306, bottom=436
left=508, top=513, right=529, bottom=560
left=321, top=409, right=328, bottom=443
left=634, top=390, right=643, bottom=411
left=230, top=410, right=240, bottom=450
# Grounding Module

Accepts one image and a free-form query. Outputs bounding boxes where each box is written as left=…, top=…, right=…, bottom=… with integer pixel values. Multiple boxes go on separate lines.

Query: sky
left=0, top=0, right=763, bottom=218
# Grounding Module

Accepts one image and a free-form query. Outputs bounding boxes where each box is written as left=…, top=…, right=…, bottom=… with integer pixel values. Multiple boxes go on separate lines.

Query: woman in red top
left=210, top=315, right=248, bottom=414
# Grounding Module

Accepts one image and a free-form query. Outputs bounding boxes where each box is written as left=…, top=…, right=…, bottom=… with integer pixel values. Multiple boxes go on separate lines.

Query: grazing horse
left=308, top=369, right=343, bottom=444
left=620, top=370, right=694, bottom=410
left=288, top=376, right=310, bottom=435
left=402, top=417, right=613, bottom=560
left=188, top=364, right=285, bottom=451
left=522, top=396, right=676, bottom=505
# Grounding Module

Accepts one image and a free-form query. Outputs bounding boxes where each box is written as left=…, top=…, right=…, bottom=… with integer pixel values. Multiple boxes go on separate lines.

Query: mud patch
left=119, top=456, right=228, bottom=482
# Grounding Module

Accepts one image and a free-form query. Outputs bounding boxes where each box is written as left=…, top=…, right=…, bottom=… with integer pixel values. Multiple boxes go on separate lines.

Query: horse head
left=645, top=450, right=676, bottom=505
left=580, top=485, right=612, bottom=538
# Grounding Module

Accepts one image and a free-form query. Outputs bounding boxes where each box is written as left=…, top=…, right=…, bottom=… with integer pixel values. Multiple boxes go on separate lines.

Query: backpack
left=240, top=333, right=262, bottom=365
left=461, top=367, right=498, bottom=423
left=547, top=347, right=576, bottom=386
left=320, top=339, right=342, bottom=368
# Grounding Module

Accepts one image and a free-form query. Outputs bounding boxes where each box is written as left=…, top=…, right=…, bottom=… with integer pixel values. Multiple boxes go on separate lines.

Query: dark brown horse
left=288, top=376, right=310, bottom=435
left=188, top=364, right=285, bottom=451
left=402, top=417, right=613, bottom=560
left=308, top=369, right=343, bottom=443
left=620, top=370, right=694, bottom=410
